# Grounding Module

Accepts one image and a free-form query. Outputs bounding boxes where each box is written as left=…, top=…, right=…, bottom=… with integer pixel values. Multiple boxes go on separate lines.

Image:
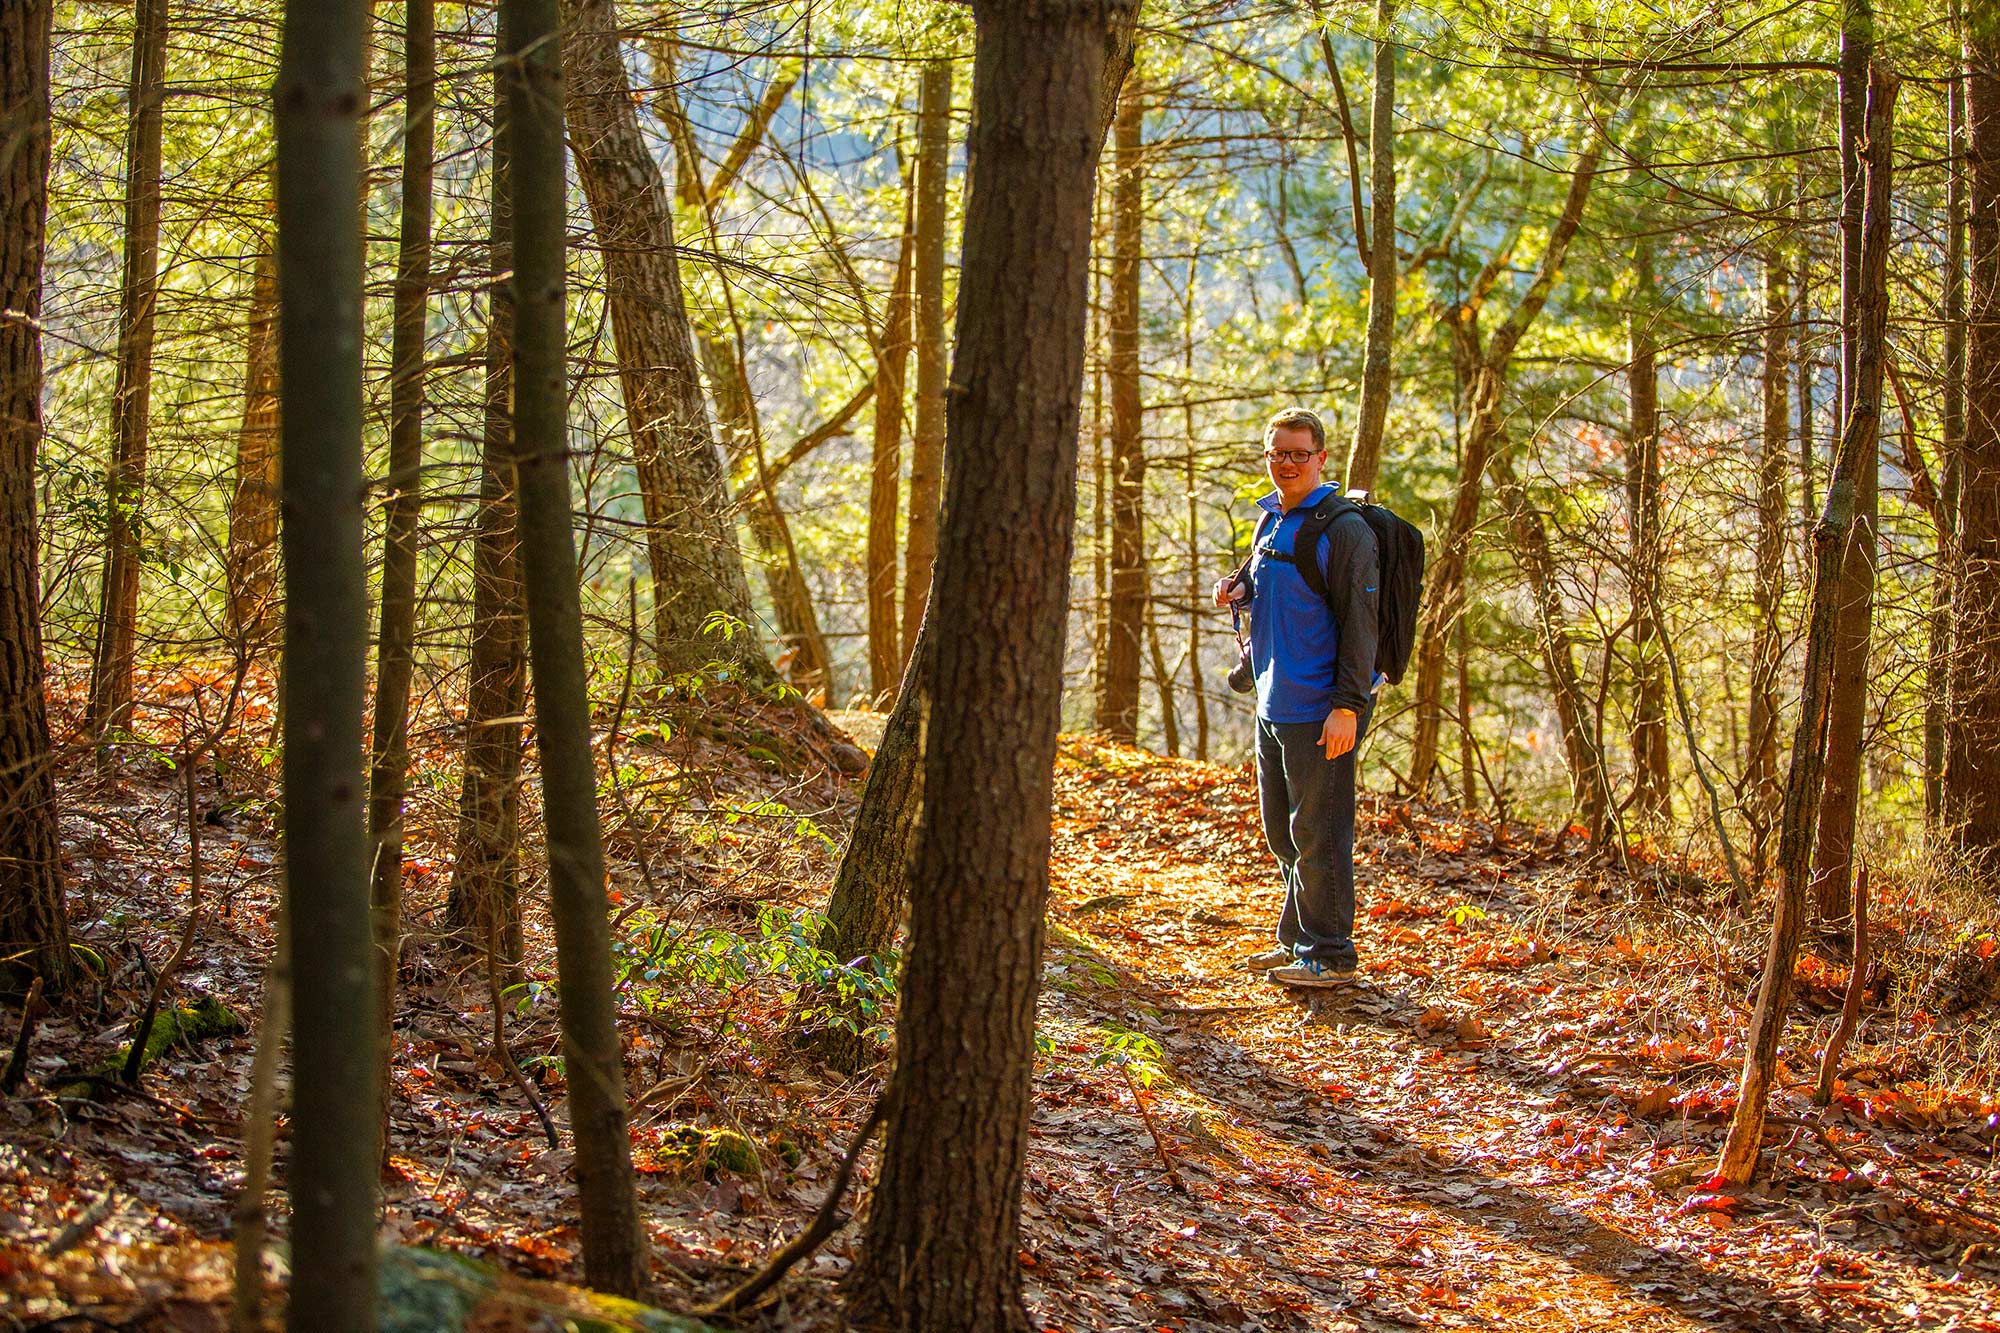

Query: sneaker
left=1237, top=947, right=1294, bottom=973
left=1268, top=958, right=1356, bottom=989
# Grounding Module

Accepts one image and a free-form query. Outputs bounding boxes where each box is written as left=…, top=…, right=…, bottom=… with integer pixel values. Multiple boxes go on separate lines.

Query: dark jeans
left=1255, top=702, right=1371, bottom=968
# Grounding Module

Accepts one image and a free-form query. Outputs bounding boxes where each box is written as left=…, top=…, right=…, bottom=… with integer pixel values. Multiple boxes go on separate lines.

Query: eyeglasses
left=1263, top=448, right=1321, bottom=465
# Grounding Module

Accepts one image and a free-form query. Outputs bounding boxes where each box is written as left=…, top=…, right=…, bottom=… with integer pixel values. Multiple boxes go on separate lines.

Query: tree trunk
left=0, top=0, right=69, bottom=997
left=1933, top=29, right=1967, bottom=825
left=1147, top=577, right=1180, bottom=758
left=1717, top=64, right=1896, bottom=1188
left=650, top=52, right=831, bottom=700
left=1494, top=451, right=1611, bottom=842
left=275, top=0, right=379, bottom=1321
left=1749, top=242, right=1791, bottom=880
left=903, top=58, right=952, bottom=669
left=227, top=238, right=281, bottom=649
left=846, top=3, right=1135, bottom=1327
left=366, top=0, right=433, bottom=1060
left=1344, top=0, right=1396, bottom=494
left=1098, top=74, right=1144, bottom=742
left=559, top=0, right=763, bottom=676
left=1626, top=242, right=1670, bottom=822
left=807, top=623, right=930, bottom=1071
left=1406, top=108, right=1606, bottom=790
left=503, top=0, right=644, bottom=1293
left=869, top=190, right=913, bottom=702
left=701, top=331, right=834, bottom=701
left=1949, top=3, right=2000, bottom=850
left=445, top=77, right=525, bottom=976
left=1811, top=3, right=1881, bottom=930
left=86, top=0, right=170, bottom=756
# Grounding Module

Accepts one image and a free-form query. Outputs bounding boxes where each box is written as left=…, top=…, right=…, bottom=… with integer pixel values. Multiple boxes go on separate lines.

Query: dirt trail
left=1024, top=739, right=2000, bottom=1333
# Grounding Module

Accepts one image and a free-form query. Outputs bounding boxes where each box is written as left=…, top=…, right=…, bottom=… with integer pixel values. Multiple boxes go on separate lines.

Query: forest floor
left=4, top=677, right=2000, bottom=1331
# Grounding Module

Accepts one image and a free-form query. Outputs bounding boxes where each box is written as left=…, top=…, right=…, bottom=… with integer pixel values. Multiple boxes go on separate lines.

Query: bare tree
left=560, top=0, right=765, bottom=676
left=275, top=0, right=380, bottom=1320
left=1717, top=61, right=1895, bottom=1188
left=1097, top=71, right=1145, bottom=742
left=503, top=0, right=644, bottom=1292
left=847, top=3, right=1138, bottom=1326
left=366, top=0, right=434, bottom=1060
left=0, top=0, right=69, bottom=996
left=1406, top=103, right=1610, bottom=791
left=85, top=0, right=170, bottom=759
left=1343, top=0, right=1397, bottom=494
left=903, top=57, right=953, bottom=670
left=445, top=68, right=526, bottom=975
left=1948, top=0, right=2000, bottom=851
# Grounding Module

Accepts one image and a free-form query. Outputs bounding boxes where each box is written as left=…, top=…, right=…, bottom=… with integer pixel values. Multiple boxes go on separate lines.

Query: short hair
left=1264, top=407, right=1326, bottom=453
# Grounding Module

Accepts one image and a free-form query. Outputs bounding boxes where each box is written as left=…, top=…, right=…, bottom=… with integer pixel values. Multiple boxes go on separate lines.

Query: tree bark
left=227, top=238, right=281, bottom=648
left=1344, top=0, right=1396, bottom=495
left=275, top=0, right=379, bottom=1321
left=846, top=3, right=1135, bottom=1327
left=1406, top=108, right=1607, bottom=790
left=1749, top=242, right=1791, bottom=881
left=366, top=0, right=433, bottom=1061
left=869, top=189, right=913, bottom=702
left=0, top=0, right=69, bottom=997
left=1949, top=2, right=2000, bottom=851
left=503, top=0, right=644, bottom=1294
left=1811, top=2, right=1881, bottom=930
left=1494, top=451, right=1611, bottom=842
left=559, top=0, right=763, bottom=677
left=1626, top=241, right=1670, bottom=822
left=1717, top=65, right=1896, bottom=1188
left=1933, top=23, right=1967, bottom=825
left=1098, top=73, right=1144, bottom=742
left=903, top=57, right=952, bottom=670
left=651, top=50, right=830, bottom=700
left=86, top=0, right=171, bottom=755
left=808, top=623, right=930, bottom=1071
left=445, top=75, right=525, bottom=976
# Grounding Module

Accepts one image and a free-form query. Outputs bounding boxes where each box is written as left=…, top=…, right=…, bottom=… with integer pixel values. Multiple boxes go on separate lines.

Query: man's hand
left=1319, top=707, right=1357, bottom=760
left=1213, top=575, right=1247, bottom=609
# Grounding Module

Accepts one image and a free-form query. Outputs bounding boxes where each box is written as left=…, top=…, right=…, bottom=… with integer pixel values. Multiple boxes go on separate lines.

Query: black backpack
left=1234, top=497, right=1426, bottom=686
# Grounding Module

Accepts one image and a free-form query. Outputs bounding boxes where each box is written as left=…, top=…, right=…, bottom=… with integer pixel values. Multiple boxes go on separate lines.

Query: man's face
left=1265, top=425, right=1326, bottom=506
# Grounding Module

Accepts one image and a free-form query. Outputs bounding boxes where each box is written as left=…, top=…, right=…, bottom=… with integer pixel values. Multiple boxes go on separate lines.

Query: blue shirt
left=1246, top=484, right=1378, bottom=723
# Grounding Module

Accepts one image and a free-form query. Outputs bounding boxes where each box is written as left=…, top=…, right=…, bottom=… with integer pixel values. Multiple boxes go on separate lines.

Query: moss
left=373, top=1245, right=721, bottom=1332
left=656, top=1124, right=761, bottom=1176
left=55, top=994, right=245, bottom=1098
left=378, top=1245, right=495, bottom=1333
left=123, top=995, right=243, bottom=1073
left=570, top=1296, right=718, bottom=1333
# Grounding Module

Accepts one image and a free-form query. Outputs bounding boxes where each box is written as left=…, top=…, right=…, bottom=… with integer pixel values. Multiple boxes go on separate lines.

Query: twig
left=1815, top=865, right=1869, bottom=1107
left=45, top=1189, right=122, bottom=1258
left=1123, top=1064, right=1188, bottom=1193
left=1790, top=1116, right=2000, bottom=1234
left=233, top=907, right=289, bottom=1333
left=1647, top=582, right=1752, bottom=911
left=485, top=915, right=560, bottom=1151
left=694, top=1090, right=889, bottom=1316
left=5, top=976, right=45, bottom=1093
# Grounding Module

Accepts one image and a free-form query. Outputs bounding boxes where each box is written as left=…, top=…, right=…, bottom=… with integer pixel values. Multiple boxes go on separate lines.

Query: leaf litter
left=4, top=693, right=1999, bottom=1330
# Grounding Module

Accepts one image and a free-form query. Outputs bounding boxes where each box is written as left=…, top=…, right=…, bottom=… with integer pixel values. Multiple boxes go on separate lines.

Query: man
left=1214, top=407, right=1379, bottom=988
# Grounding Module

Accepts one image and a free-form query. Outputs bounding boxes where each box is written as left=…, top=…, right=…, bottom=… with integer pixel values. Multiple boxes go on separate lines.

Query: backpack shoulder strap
left=1288, top=496, right=1359, bottom=603
left=1232, top=507, right=1280, bottom=584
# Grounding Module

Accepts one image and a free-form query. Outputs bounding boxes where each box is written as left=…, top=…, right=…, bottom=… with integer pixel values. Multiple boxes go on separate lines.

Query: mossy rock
left=54, top=994, right=245, bottom=1098
left=376, top=1245, right=721, bottom=1332
left=655, top=1124, right=761, bottom=1177
left=125, top=995, right=244, bottom=1070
